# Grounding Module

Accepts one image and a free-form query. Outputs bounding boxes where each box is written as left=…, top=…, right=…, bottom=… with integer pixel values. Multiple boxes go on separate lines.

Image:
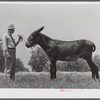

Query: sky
left=0, top=2, right=100, bottom=70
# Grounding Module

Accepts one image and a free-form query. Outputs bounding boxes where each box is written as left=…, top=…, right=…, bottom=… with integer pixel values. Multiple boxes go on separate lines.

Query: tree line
left=28, top=45, right=100, bottom=72
left=0, top=39, right=100, bottom=73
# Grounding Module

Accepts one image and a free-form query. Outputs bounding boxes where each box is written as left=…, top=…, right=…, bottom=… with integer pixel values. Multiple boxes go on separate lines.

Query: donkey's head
left=26, top=26, right=44, bottom=48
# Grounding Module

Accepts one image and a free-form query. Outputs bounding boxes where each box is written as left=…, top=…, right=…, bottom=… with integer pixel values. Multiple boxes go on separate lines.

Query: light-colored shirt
left=2, top=33, right=15, bottom=51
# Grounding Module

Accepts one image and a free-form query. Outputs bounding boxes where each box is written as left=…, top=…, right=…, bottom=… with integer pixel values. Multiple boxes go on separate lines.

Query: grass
left=0, top=71, right=100, bottom=88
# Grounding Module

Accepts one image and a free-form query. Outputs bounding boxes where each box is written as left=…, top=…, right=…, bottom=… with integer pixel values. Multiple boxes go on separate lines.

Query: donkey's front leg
left=50, top=59, right=57, bottom=80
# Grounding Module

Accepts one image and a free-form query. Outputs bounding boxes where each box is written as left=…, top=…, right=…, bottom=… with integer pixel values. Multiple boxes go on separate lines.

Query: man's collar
left=7, top=32, right=12, bottom=36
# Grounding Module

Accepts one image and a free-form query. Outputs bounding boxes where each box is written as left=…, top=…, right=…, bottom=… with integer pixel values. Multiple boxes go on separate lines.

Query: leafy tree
left=28, top=45, right=49, bottom=72
left=74, top=59, right=90, bottom=72
left=57, top=58, right=90, bottom=72
left=93, top=55, right=100, bottom=71
left=43, top=61, right=50, bottom=72
left=15, top=58, right=29, bottom=72
left=0, top=40, right=4, bottom=72
left=67, top=61, right=76, bottom=71
left=57, top=61, right=69, bottom=71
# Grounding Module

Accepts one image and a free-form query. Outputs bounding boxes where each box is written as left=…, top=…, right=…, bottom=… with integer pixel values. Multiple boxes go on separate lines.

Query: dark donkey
left=26, top=26, right=99, bottom=80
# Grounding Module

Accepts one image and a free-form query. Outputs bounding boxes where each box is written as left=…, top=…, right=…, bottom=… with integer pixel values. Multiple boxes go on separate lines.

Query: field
left=0, top=71, right=100, bottom=88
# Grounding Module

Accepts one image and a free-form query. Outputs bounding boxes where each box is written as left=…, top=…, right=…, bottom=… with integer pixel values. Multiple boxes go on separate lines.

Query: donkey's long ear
left=36, top=26, right=44, bottom=32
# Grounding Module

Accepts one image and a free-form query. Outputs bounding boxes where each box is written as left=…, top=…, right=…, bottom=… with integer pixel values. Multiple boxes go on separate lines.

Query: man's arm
left=2, top=35, right=10, bottom=57
left=2, top=35, right=8, bottom=52
left=15, top=35, right=23, bottom=47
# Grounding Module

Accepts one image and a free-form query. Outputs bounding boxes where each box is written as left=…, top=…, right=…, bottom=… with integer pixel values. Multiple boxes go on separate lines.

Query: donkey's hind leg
left=85, top=57, right=99, bottom=80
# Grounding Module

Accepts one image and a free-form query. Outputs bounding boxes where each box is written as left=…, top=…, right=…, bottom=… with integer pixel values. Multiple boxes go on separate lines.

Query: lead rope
left=20, top=35, right=34, bottom=49
left=10, top=34, right=27, bottom=47
left=18, top=34, right=27, bottom=43
left=10, top=35, right=16, bottom=47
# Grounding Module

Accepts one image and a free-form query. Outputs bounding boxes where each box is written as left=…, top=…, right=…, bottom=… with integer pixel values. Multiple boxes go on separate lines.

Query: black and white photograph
left=0, top=1, right=100, bottom=98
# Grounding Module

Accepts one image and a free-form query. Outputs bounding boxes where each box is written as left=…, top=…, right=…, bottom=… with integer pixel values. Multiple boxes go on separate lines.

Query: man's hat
left=7, top=24, right=15, bottom=30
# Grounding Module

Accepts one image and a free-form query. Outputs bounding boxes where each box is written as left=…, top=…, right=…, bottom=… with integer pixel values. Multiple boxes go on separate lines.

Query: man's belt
left=8, top=48, right=15, bottom=49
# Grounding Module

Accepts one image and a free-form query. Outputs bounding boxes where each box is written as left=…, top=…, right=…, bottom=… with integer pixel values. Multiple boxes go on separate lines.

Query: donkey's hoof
left=50, top=76, right=56, bottom=80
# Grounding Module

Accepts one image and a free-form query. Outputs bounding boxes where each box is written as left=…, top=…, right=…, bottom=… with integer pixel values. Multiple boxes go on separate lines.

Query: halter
left=21, top=33, right=42, bottom=49
left=31, top=33, right=42, bottom=48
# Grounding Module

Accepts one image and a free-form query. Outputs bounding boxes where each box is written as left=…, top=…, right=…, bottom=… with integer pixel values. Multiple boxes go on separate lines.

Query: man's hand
left=6, top=51, right=10, bottom=57
left=18, top=35, right=23, bottom=42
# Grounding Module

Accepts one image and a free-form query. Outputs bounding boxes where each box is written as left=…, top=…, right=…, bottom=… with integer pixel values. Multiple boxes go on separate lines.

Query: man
left=2, top=24, right=23, bottom=82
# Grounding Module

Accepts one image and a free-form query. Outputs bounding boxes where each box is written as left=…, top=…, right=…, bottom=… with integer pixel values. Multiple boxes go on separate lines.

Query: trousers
left=4, top=48, right=16, bottom=80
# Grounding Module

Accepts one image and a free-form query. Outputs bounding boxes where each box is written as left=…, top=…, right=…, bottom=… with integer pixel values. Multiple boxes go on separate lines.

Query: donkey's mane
left=41, top=33, right=52, bottom=40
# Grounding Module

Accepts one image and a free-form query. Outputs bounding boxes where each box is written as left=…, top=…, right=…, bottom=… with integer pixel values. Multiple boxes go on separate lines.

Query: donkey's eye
left=28, top=36, right=33, bottom=41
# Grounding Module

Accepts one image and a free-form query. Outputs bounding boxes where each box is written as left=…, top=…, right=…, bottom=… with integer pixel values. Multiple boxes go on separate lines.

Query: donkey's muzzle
left=25, top=41, right=31, bottom=48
